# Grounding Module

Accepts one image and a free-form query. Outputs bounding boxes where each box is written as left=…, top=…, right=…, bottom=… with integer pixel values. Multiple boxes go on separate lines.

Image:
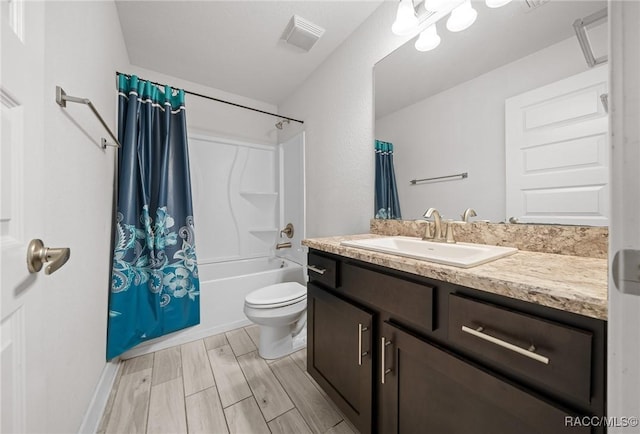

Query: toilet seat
left=245, top=294, right=306, bottom=309
left=245, top=282, right=306, bottom=309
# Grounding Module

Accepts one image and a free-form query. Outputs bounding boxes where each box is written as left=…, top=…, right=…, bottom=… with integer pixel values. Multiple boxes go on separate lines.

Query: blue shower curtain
left=375, top=140, right=402, bottom=219
left=107, top=74, right=200, bottom=360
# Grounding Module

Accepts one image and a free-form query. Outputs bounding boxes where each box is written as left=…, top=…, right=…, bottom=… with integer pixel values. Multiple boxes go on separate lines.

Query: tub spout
left=276, top=242, right=292, bottom=250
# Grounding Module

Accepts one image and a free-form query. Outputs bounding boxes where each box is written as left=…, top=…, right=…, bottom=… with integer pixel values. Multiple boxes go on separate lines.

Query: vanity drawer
left=448, top=294, right=593, bottom=403
left=307, top=252, right=338, bottom=289
left=342, top=264, right=434, bottom=332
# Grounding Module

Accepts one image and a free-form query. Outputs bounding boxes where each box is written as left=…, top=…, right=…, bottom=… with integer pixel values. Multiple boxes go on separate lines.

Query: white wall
left=376, top=30, right=606, bottom=222
left=278, top=2, right=410, bottom=237
left=42, top=1, right=129, bottom=432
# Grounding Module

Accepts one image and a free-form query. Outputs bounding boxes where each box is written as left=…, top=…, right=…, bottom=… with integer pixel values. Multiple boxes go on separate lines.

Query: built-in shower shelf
left=240, top=191, right=278, bottom=210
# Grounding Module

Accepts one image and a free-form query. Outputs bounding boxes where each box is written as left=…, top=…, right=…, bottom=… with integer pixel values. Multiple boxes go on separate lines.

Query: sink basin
left=340, top=236, right=518, bottom=268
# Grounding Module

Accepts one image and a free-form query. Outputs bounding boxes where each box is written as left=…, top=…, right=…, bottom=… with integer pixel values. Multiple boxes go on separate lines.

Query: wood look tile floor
left=98, top=325, right=359, bottom=434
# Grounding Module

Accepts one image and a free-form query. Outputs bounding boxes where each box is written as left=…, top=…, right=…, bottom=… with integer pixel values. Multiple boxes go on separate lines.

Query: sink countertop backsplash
left=302, top=233, right=608, bottom=320
left=370, top=219, right=608, bottom=259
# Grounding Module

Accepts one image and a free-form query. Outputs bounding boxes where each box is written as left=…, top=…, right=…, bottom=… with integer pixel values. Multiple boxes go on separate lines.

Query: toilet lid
left=245, top=282, right=306, bottom=307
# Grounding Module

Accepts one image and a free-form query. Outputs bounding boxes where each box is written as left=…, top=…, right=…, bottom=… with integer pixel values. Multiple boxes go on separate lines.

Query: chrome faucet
left=423, top=208, right=443, bottom=241
left=461, top=208, right=477, bottom=223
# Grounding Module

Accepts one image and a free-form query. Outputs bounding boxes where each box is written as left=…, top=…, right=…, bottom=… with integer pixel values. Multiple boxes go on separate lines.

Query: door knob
left=26, top=239, right=70, bottom=275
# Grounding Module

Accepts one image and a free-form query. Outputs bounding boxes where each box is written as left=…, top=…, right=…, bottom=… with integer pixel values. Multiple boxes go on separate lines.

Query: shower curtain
left=107, top=74, right=200, bottom=360
left=375, top=140, right=402, bottom=219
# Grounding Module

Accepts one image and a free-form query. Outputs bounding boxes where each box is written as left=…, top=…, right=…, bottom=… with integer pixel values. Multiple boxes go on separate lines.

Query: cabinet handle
left=461, top=325, right=549, bottom=365
left=308, top=265, right=326, bottom=275
left=381, top=337, right=392, bottom=384
left=358, top=324, right=368, bottom=366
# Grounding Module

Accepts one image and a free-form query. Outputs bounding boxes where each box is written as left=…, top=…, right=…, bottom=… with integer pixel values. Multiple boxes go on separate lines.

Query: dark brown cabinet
left=380, top=321, right=590, bottom=434
left=306, top=249, right=606, bottom=434
left=307, top=283, right=373, bottom=433
left=448, top=293, right=594, bottom=404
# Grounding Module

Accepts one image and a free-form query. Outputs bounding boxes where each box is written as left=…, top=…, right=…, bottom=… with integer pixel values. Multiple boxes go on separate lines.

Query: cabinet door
left=380, top=322, right=590, bottom=434
left=308, top=283, right=373, bottom=433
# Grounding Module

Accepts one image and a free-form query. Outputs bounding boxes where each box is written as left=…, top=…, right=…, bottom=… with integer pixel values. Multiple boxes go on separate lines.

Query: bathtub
left=121, top=256, right=305, bottom=358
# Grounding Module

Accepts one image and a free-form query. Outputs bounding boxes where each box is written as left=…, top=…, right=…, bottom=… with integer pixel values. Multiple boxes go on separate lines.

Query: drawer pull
left=381, top=337, right=392, bottom=384
left=358, top=324, right=369, bottom=366
left=308, top=265, right=326, bottom=275
left=461, top=325, right=550, bottom=365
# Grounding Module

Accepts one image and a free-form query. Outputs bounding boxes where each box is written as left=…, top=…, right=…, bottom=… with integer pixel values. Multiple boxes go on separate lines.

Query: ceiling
left=375, top=0, right=608, bottom=119
left=116, top=1, right=383, bottom=105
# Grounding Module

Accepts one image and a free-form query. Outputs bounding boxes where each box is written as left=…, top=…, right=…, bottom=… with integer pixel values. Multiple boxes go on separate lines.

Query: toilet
left=243, top=282, right=307, bottom=359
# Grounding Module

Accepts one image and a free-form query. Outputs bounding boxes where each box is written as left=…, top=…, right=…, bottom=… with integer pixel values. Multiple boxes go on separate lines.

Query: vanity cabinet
left=306, top=249, right=606, bottom=434
left=380, top=322, right=589, bottom=434
left=307, top=282, right=373, bottom=433
left=448, top=294, right=594, bottom=404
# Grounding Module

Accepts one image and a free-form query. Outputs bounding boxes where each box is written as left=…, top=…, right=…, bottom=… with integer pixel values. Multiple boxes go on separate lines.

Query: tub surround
left=370, top=219, right=608, bottom=259
left=302, top=234, right=607, bottom=320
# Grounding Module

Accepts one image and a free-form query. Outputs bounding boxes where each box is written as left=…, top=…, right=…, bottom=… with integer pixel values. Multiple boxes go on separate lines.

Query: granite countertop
left=302, top=234, right=608, bottom=320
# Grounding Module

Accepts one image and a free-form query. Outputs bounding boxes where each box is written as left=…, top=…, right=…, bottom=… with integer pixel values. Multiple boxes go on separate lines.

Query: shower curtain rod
left=115, top=72, right=304, bottom=125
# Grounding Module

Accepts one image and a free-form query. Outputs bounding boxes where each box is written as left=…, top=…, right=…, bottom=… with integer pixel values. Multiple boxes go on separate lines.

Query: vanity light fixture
left=392, top=0, right=512, bottom=53
left=446, top=0, right=478, bottom=32
left=415, top=24, right=441, bottom=51
left=392, top=0, right=420, bottom=36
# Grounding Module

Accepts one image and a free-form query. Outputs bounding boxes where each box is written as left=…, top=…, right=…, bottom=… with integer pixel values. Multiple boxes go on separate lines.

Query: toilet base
left=258, top=324, right=307, bottom=360
left=292, top=326, right=307, bottom=352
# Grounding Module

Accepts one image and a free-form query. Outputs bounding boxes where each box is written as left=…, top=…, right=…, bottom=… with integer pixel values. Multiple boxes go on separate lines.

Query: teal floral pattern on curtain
left=375, top=140, right=402, bottom=219
left=107, top=74, right=200, bottom=360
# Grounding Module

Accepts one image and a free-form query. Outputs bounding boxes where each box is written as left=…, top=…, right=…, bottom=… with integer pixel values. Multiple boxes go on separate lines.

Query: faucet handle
left=461, top=208, right=477, bottom=223
left=280, top=223, right=294, bottom=239
left=444, top=221, right=456, bottom=244
left=422, top=222, right=433, bottom=240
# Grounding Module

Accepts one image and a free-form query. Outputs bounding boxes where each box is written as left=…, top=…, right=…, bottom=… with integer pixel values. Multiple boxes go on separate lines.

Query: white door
left=609, top=1, right=640, bottom=430
left=1, top=2, right=49, bottom=433
left=505, top=66, right=609, bottom=226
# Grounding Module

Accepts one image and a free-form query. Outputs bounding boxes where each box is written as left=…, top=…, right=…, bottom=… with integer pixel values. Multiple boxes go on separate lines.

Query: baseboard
left=120, top=318, right=253, bottom=359
left=78, top=361, right=121, bottom=434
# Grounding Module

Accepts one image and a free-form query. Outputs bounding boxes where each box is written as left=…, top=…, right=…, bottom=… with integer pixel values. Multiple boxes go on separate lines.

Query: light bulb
left=485, top=0, right=513, bottom=7
left=446, top=0, right=477, bottom=32
left=391, top=0, right=419, bottom=36
left=415, top=24, right=441, bottom=52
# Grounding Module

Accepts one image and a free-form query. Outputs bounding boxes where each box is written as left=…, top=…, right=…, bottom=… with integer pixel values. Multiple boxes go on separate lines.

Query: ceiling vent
left=282, top=15, right=325, bottom=52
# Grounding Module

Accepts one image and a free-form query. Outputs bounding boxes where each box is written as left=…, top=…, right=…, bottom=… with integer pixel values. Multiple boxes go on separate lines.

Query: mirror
left=375, top=0, right=608, bottom=225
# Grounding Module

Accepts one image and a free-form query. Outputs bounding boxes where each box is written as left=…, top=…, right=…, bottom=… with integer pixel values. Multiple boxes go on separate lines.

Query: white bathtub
left=121, top=256, right=305, bottom=359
